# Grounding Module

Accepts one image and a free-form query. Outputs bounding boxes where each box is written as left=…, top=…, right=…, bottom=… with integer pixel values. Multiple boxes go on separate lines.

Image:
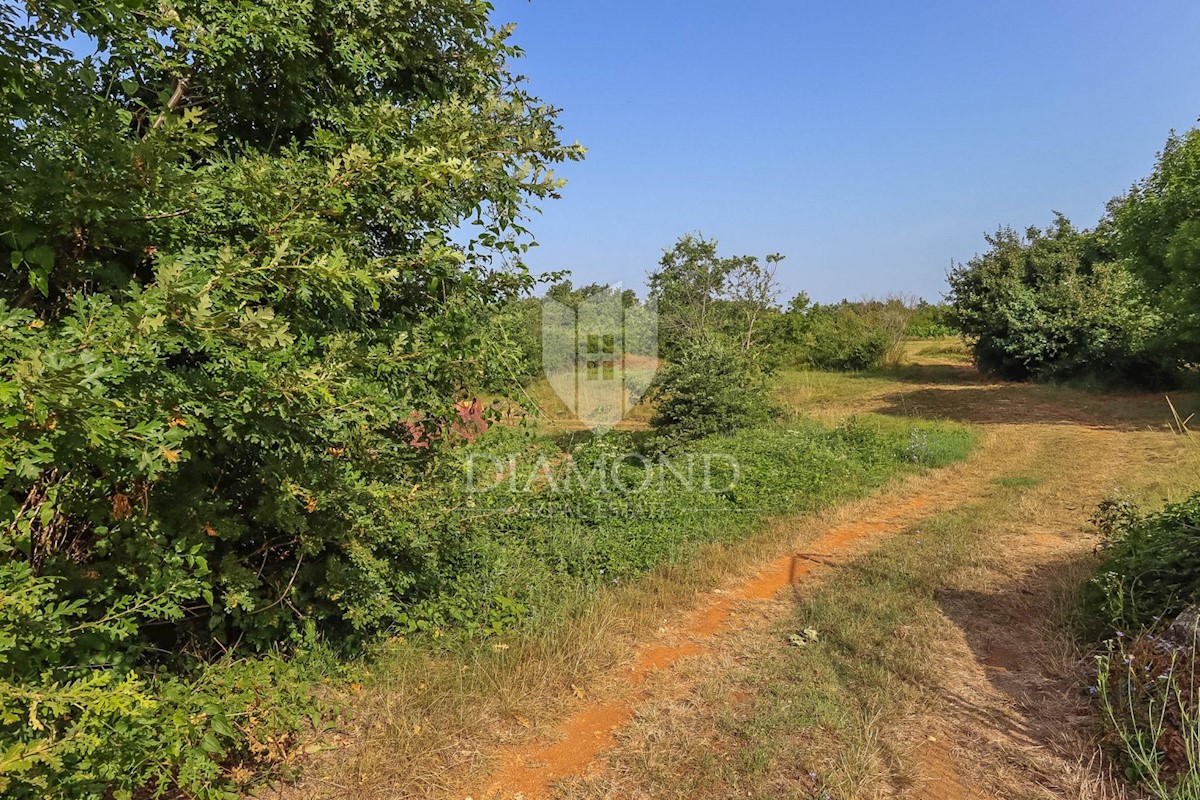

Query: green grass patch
left=409, top=415, right=976, bottom=640
left=993, top=475, right=1043, bottom=489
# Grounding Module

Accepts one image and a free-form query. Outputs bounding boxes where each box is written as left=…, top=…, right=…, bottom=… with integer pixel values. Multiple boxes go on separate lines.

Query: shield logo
left=542, top=288, right=657, bottom=433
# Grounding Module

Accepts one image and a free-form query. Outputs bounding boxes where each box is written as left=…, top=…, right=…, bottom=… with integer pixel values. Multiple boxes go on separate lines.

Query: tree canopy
left=1, top=0, right=584, bottom=657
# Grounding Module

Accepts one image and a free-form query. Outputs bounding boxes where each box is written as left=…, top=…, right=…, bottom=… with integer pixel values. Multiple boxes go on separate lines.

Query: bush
left=648, top=337, right=775, bottom=441
left=948, top=214, right=1168, bottom=384
left=1087, top=493, right=1200, bottom=633
left=905, top=302, right=959, bottom=339
left=0, top=2, right=581, bottom=796
left=785, top=302, right=891, bottom=371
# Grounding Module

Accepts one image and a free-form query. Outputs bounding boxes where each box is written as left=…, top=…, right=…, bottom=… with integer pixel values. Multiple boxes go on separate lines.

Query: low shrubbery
left=1088, top=492, right=1200, bottom=633
left=648, top=337, right=775, bottom=442
left=800, top=304, right=893, bottom=370
left=774, top=295, right=929, bottom=372
left=1087, top=490, right=1200, bottom=796
left=905, top=302, right=959, bottom=339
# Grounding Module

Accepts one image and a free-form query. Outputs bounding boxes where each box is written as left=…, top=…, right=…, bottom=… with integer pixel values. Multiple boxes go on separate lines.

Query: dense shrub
left=951, top=126, right=1200, bottom=387
left=779, top=296, right=891, bottom=371
left=648, top=337, right=775, bottom=441
left=1088, top=492, right=1200, bottom=633
left=0, top=1, right=581, bottom=795
left=948, top=214, right=1167, bottom=384
left=905, top=301, right=959, bottom=339
left=0, top=1, right=582, bottom=648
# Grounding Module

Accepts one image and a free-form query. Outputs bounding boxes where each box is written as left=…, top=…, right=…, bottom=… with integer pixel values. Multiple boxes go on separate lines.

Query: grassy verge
left=594, top=426, right=1200, bottom=800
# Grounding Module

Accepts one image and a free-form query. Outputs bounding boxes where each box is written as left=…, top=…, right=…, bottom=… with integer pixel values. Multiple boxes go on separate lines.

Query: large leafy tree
left=1116, top=127, right=1200, bottom=363
left=0, top=0, right=584, bottom=659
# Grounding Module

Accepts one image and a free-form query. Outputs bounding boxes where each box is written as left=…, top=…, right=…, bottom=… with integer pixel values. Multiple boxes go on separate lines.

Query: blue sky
left=492, top=0, right=1200, bottom=303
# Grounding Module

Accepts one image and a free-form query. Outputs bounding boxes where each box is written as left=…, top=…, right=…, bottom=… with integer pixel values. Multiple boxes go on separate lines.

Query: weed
left=1095, top=632, right=1200, bottom=797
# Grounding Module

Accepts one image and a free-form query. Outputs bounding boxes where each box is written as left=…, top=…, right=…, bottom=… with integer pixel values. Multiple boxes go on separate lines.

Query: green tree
left=1116, top=127, right=1200, bottom=363
left=647, top=233, right=781, bottom=355
left=0, top=0, right=583, bottom=674
left=947, top=214, right=1163, bottom=383
left=0, top=1, right=584, bottom=794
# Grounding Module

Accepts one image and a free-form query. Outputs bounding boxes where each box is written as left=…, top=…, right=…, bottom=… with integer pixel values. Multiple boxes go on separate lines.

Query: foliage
left=1116, top=128, right=1200, bottom=367
left=647, top=233, right=782, bottom=357
left=1, top=0, right=584, bottom=651
left=950, top=126, right=1200, bottom=387
left=1087, top=493, right=1200, bottom=634
left=0, top=1, right=582, bottom=796
left=947, top=214, right=1167, bottom=384
left=487, top=296, right=544, bottom=383
left=648, top=336, right=775, bottom=442
left=1094, top=631, right=1200, bottom=797
left=905, top=301, right=959, bottom=339
left=0, top=587, right=344, bottom=799
left=777, top=295, right=892, bottom=371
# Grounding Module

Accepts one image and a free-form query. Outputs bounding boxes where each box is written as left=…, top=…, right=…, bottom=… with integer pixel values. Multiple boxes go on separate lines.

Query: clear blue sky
left=492, top=0, right=1200, bottom=304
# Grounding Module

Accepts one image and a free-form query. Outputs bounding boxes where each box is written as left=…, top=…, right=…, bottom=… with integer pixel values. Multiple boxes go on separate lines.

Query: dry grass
left=557, top=390, right=1200, bottom=799
left=284, top=350, right=1200, bottom=800
left=905, top=336, right=973, bottom=364
left=284, top=464, right=957, bottom=799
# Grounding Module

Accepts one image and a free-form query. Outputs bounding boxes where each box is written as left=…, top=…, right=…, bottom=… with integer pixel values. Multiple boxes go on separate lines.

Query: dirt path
left=464, top=363, right=1198, bottom=800
left=473, top=497, right=944, bottom=799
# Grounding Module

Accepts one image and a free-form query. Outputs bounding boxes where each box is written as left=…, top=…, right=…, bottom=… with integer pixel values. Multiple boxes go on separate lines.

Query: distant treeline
left=494, top=271, right=958, bottom=382
left=948, top=126, right=1200, bottom=386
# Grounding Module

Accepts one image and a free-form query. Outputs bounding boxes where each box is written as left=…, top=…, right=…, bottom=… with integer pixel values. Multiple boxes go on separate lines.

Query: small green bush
left=648, top=337, right=775, bottom=441
left=1087, top=493, right=1200, bottom=633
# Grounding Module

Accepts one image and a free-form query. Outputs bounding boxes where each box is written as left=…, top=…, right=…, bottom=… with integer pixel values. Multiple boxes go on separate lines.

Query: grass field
left=283, top=344, right=1200, bottom=800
